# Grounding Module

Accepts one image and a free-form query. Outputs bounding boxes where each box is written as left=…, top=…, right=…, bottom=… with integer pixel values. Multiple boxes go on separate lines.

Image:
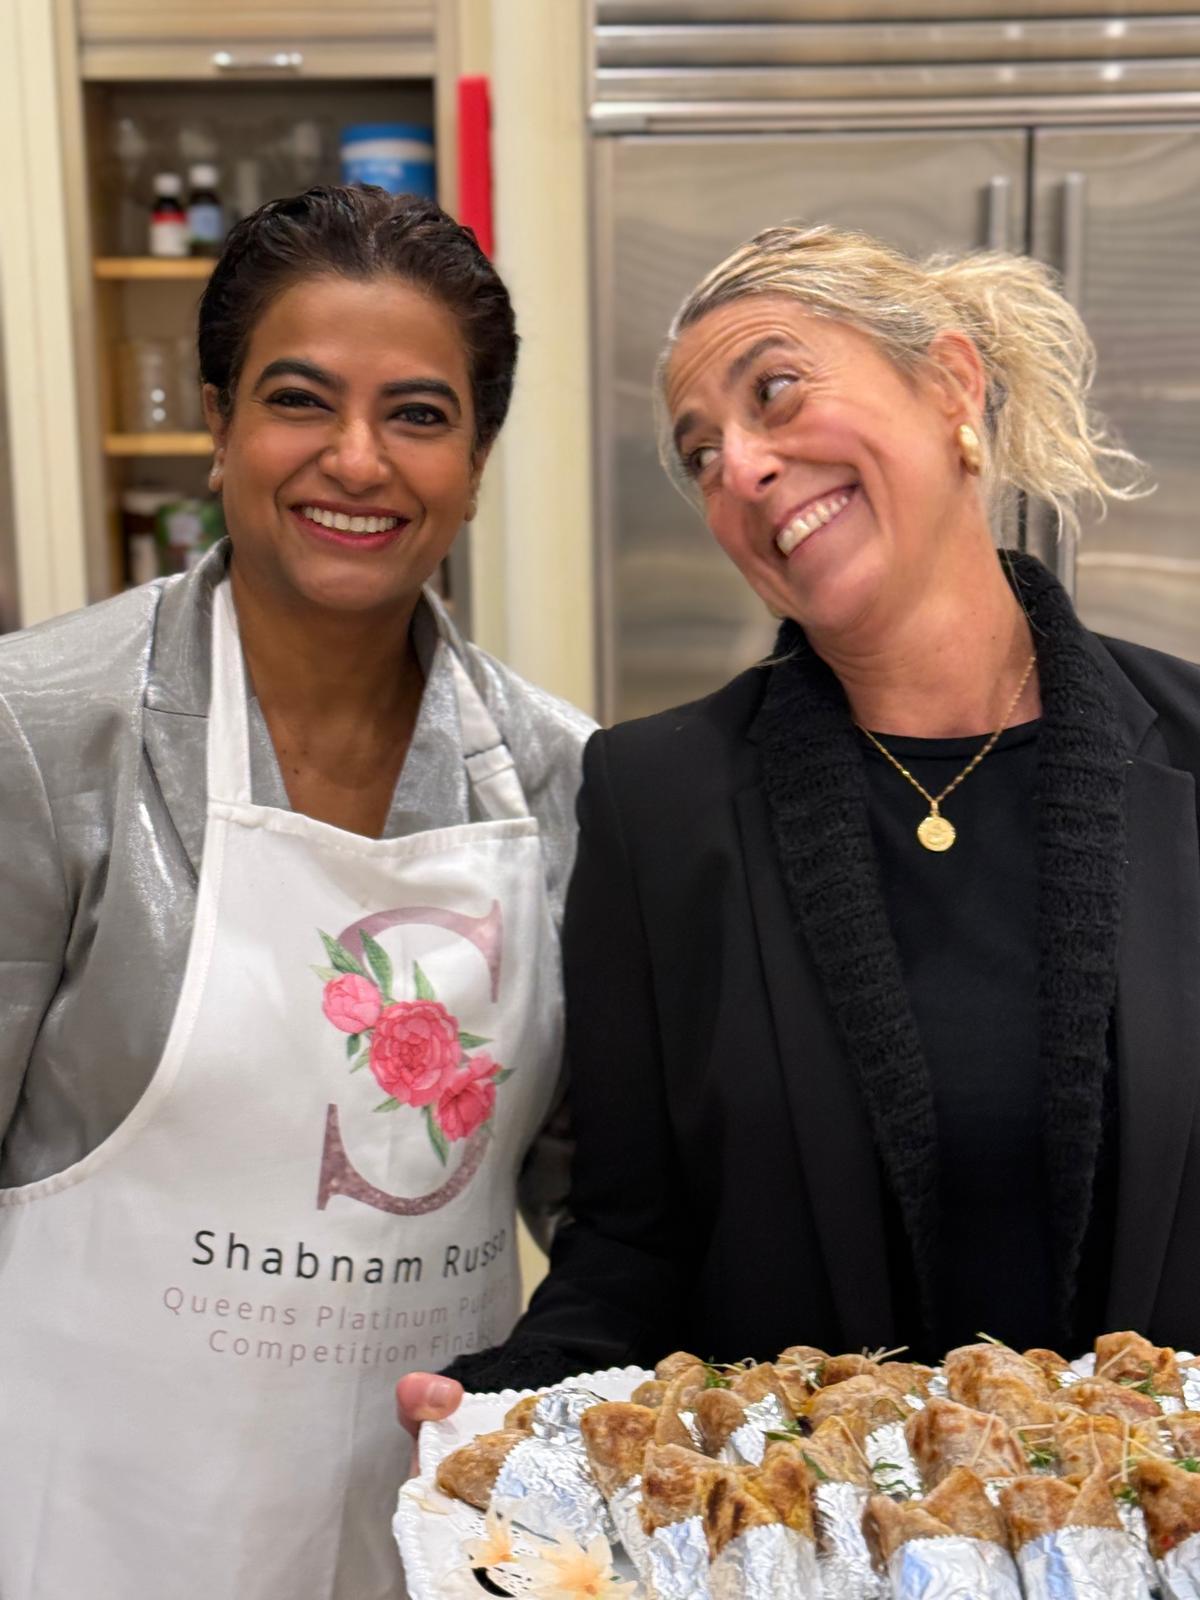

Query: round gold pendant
left=917, top=812, right=956, bottom=852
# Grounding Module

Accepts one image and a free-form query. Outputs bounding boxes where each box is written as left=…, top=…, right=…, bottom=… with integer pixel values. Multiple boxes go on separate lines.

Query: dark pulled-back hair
left=197, top=185, right=518, bottom=453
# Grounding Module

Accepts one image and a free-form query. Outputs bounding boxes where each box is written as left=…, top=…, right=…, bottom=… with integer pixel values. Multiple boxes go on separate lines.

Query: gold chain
left=856, top=650, right=1037, bottom=852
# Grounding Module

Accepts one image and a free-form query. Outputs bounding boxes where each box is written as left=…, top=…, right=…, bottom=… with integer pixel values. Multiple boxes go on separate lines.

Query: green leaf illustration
left=374, top=1096, right=401, bottom=1112
left=311, top=965, right=341, bottom=983
left=349, top=1051, right=369, bottom=1073
left=458, top=1030, right=491, bottom=1049
left=319, top=930, right=367, bottom=979
left=424, top=1105, right=449, bottom=1166
left=360, top=931, right=394, bottom=1001
left=413, top=961, right=436, bottom=1002
left=493, top=1067, right=515, bottom=1084
left=345, top=1033, right=362, bottom=1058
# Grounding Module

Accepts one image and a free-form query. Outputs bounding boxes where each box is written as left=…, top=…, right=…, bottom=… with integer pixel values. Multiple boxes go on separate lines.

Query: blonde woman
left=403, top=221, right=1200, bottom=1423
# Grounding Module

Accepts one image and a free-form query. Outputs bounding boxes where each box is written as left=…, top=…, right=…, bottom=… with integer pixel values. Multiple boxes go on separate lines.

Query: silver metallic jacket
left=0, top=544, right=594, bottom=1221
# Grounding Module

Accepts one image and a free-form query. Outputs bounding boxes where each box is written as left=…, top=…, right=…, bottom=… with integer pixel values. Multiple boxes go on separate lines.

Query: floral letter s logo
left=315, top=929, right=513, bottom=1166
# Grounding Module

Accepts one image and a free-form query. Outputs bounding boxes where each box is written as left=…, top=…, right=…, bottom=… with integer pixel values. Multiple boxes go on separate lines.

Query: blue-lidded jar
left=340, top=124, right=435, bottom=199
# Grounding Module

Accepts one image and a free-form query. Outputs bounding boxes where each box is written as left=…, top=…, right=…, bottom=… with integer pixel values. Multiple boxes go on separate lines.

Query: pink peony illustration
left=436, top=1052, right=501, bottom=1143
left=321, top=973, right=383, bottom=1034
left=369, top=1000, right=461, bottom=1108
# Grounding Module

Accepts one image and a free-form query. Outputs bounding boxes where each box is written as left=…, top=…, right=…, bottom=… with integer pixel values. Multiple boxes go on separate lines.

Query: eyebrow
left=254, top=359, right=462, bottom=414
left=671, top=335, right=799, bottom=457
left=726, top=335, right=794, bottom=388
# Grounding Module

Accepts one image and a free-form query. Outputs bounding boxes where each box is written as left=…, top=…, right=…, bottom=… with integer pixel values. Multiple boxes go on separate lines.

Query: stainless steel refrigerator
left=590, top=1, right=1200, bottom=721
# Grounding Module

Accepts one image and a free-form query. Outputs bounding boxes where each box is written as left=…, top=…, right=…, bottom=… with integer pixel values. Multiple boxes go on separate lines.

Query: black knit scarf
left=752, top=551, right=1128, bottom=1346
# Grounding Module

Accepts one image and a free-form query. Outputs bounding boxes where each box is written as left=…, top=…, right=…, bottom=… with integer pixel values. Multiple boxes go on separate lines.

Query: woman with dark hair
left=0, top=186, right=590, bottom=1599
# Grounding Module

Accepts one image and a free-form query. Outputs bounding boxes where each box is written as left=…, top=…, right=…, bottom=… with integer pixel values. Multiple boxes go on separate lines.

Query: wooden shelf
left=94, top=258, right=214, bottom=281
left=105, top=432, right=212, bottom=456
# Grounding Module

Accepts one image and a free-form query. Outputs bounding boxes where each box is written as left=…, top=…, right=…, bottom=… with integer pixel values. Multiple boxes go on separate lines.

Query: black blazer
left=483, top=585, right=1200, bottom=1383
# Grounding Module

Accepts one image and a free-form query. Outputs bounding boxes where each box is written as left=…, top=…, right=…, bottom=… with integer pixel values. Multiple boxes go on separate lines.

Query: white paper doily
left=393, top=1366, right=653, bottom=1600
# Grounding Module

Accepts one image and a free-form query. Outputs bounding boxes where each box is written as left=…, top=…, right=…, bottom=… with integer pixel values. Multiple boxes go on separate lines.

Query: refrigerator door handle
left=984, top=174, right=1012, bottom=251
left=1052, top=170, right=1089, bottom=595
left=1060, top=170, right=1088, bottom=311
left=212, top=51, right=304, bottom=74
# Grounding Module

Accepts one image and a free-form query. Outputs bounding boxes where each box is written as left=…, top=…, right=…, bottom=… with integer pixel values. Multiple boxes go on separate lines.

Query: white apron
left=0, top=581, right=562, bottom=1600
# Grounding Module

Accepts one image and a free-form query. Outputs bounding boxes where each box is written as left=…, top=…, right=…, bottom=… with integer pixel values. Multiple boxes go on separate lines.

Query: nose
left=720, top=424, right=780, bottom=502
left=320, top=415, right=390, bottom=494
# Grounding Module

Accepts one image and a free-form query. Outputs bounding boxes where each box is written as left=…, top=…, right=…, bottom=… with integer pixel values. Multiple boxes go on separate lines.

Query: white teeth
left=774, top=490, right=851, bottom=556
left=300, top=505, right=401, bottom=534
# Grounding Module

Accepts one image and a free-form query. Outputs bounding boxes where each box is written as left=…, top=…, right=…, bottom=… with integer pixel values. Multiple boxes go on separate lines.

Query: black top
left=862, top=720, right=1116, bottom=1355
left=443, top=556, right=1200, bottom=1399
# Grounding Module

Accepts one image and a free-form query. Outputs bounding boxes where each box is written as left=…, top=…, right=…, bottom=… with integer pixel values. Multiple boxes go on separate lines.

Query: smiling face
left=205, top=272, right=483, bottom=617
left=665, top=295, right=982, bottom=642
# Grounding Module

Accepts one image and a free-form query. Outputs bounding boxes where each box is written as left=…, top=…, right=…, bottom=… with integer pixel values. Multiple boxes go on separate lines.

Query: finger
left=396, top=1372, right=463, bottom=1435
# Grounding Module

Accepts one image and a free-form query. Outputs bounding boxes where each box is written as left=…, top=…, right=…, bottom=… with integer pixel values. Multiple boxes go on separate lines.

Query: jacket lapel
left=1020, top=563, right=1129, bottom=1340
left=1105, top=721, right=1200, bottom=1331
left=748, top=636, right=942, bottom=1341
left=141, top=546, right=225, bottom=881
left=733, top=777, right=896, bottom=1348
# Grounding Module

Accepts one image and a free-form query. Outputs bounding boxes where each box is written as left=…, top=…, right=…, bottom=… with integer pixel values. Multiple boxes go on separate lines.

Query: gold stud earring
left=957, top=423, right=983, bottom=476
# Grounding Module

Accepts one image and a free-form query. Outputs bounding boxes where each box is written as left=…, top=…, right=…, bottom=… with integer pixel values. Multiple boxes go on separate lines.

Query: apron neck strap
left=208, top=580, right=252, bottom=805
left=209, top=580, right=531, bottom=823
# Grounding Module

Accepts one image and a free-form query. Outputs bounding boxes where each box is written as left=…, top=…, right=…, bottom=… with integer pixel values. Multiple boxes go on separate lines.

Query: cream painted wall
left=0, top=0, right=89, bottom=625
left=476, top=0, right=595, bottom=719
left=450, top=2, right=593, bottom=1305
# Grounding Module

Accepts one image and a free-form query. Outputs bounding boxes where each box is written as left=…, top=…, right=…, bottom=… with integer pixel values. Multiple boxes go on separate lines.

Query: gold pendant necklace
left=857, top=651, right=1037, bottom=852
left=916, top=806, right=956, bottom=853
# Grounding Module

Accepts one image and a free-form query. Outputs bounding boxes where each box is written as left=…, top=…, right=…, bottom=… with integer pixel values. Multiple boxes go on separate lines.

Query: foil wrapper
left=727, top=1394, right=792, bottom=1466
left=866, top=1419, right=923, bottom=1499
left=812, top=1479, right=882, bottom=1600
left=529, top=1385, right=607, bottom=1443
left=709, top=1524, right=821, bottom=1600
left=645, top=1514, right=712, bottom=1600
left=1016, top=1526, right=1154, bottom=1599
left=1182, top=1366, right=1200, bottom=1413
left=492, top=1435, right=611, bottom=1546
left=1162, top=1530, right=1200, bottom=1600
left=1117, top=1496, right=1160, bottom=1593
left=676, top=1409, right=705, bottom=1451
left=609, top=1475, right=652, bottom=1583
left=888, top=1536, right=1022, bottom=1600
left=927, top=1370, right=949, bottom=1400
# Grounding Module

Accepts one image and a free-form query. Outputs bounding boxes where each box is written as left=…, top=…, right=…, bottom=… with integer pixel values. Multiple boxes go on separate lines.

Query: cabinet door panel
left=78, top=0, right=433, bottom=41
left=597, top=129, right=1027, bottom=720
left=1032, top=126, right=1200, bottom=663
